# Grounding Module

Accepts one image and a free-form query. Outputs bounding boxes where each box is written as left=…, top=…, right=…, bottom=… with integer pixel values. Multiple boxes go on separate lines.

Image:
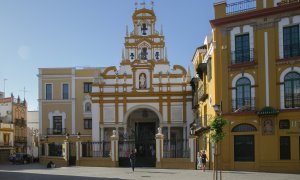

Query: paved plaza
left=0, top=164, right=300, bottom=180
left=0, top=163, right=299, bottom=180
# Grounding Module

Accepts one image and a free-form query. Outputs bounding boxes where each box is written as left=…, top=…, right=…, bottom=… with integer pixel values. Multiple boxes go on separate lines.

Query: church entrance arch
left=119, top=107, right=160, bottom=167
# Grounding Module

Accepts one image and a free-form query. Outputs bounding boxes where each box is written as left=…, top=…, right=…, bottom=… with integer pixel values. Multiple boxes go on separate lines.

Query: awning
left=257, top=106, right=279, bottom=116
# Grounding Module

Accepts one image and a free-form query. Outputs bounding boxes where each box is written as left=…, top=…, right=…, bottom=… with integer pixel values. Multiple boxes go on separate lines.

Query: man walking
left=129, top=150, right=136, bottom=172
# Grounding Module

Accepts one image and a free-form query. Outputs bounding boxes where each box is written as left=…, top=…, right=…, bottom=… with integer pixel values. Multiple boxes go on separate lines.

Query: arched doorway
left=119, top=108, right=159, bottom=167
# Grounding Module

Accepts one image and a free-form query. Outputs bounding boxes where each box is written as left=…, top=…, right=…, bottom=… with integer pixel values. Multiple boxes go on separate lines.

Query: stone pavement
left=0, top=163, right=299, bottom=180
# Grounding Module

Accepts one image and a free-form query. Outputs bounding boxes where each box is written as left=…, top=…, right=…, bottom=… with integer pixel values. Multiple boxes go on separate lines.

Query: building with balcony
left=0, top=92, right=27, bottom=162
left=38, top=67, right=104, bottom=142
left=192, top=0, right=300, bottom=173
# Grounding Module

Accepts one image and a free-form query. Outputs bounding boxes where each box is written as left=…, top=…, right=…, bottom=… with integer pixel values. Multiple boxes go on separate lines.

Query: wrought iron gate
left=68, top=142, right=76, bottom=166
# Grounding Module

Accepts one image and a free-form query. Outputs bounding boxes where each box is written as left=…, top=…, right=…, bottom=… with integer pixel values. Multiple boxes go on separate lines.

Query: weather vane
left=151, top=1, right=154, bottom=9
left=135, top=1, right=138, bottom=9
left=140, top=0, right=146, bottom=8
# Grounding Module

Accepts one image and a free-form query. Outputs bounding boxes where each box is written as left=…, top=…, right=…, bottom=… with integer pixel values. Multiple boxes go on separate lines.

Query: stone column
left=155, top=127, right=164, bottom=168
left=76, top=138, right=81, bottom=165
left=110, top=130, right=119, bottom=167
left=63, top=139, right=69, bottom=164
left=45, top=142, right=49, bottom=157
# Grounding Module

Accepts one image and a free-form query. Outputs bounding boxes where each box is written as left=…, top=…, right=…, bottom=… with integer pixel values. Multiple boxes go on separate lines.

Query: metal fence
left=81, top=141, right=111, bottom=158
left=226, top=0, right=256, bottom=15
left=163, top=139, right=190, bottom=158
left=118, top=139, right=136, bottom=158
left=48, top=142, right=63, bottom=157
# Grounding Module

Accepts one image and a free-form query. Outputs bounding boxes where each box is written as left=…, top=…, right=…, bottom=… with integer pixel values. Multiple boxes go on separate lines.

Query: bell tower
left=122, top=5, right=167, bottom=63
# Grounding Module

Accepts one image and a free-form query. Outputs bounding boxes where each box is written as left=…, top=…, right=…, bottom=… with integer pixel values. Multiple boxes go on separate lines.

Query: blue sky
left=0, top=0, right=215, bottom=110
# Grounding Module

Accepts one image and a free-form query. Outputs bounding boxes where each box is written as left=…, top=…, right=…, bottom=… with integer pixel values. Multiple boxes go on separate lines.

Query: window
left=234, top=135, right=255, bottom=162
left=84, top=82, right=92, bottom=93
left=232, top=124, right=257, bottom=132
left=84, top=119, right=92, bottom=129
left=207, top=58, right=212, bottom=82
left=62, top=83, right=69, bottom=100
left=235, top=34, right=250, bottom=63
left=279, top=120, right=290, bottom=129
left=53, top=116, right=62, bottom=135
left=283, top=25, right=300, bottom=58
left=85, top=102, right=91, bottom=112
left=284, top=72, right=300, bottom=108
left=141, top=48, right=148, bottom=60
left=236, top=77, right=251, bottom=110
left=46, top=84, right=52, bottom=100
left=280, top=136, right=291, bottom=160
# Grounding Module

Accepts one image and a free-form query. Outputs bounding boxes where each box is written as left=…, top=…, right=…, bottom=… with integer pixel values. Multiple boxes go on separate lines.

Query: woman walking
left=201, top=150, right=207, bottom=172
left=129, top=150, right=136, bottom=172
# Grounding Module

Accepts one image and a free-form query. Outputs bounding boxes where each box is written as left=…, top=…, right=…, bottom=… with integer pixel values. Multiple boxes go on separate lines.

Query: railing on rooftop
left=277, top=0, right=300, bottom=6
left=226, top=0, right=256, bottom=15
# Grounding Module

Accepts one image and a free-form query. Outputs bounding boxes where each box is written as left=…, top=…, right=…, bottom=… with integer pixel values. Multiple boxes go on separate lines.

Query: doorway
left=118, top=108, right=158, bottom=167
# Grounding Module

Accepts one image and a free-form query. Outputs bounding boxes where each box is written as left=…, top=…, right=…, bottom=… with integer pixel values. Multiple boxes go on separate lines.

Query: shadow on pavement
left=0, top=171, right=128, bottom=180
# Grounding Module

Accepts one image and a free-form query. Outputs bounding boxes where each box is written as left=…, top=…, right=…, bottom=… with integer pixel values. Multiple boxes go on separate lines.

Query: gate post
left=44, top=142, right=48, bottom=157
left=155, top=127, right=164, bottom=168
left=189, top=136, right=197, bottom=164
left=110, top=130, right=119, bottom=167
left=63, top=139, right=69, bottom=166
left=76, top=134, right=81, bottom=166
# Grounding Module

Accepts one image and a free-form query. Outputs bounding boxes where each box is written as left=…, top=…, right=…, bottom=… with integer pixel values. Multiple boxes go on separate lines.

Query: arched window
left=236, top=77, right=251, bottom=110
left=232, top=123, right=256, bottom=162
left=284, top=72, right=300, bottom=108
left=232, top=123, right=257, bottom=132
left=85, top=102, right=91, bottom=113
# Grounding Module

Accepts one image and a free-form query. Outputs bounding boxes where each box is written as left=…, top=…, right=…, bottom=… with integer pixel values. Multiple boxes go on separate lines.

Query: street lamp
left=77, top=132, right=81, bottom=139
left=65, top=133, right=70, bottom=140
left=213, top=102, right=222, bottom=115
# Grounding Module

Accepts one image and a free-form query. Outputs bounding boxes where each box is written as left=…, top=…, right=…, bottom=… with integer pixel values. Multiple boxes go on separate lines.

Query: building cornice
left=210, top=2, right=300, bottom=27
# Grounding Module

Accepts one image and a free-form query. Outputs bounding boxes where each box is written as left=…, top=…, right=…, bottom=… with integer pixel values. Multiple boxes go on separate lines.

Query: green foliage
left=210, top=116, right=227, bottom=144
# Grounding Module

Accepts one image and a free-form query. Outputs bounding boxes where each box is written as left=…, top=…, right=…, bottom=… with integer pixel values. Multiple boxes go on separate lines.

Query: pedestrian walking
left=201, top=150, right=207, bottom=172
left=197, top=151, right=202, bottom=170
left=129, top=150, right=136, bottom=172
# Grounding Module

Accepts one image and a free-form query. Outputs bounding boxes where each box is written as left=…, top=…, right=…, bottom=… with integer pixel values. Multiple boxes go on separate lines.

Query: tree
left=210, top=115, right=227, bottom=180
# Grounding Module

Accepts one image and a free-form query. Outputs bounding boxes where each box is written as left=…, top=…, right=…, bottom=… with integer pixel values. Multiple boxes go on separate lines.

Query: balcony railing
left=0, top=142, right=13, bottom=147
left=231, top=48, right=255, bottom=65
left=283, top=44, right=300, bottom=59
left=232, top=97, right=256, bottom=112
left=278, top=0, right=300, bottom=6
left=198, top=83, right=208, bottom=102
left=226, top=0, right=256, bottom=15
left=284, top=95, right=300, bottom=108
left=47, top=128, right=67, bottom=135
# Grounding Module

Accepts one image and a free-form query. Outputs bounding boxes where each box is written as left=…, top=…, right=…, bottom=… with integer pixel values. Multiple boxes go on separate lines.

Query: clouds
left=18, top=46, right=31, bottom=60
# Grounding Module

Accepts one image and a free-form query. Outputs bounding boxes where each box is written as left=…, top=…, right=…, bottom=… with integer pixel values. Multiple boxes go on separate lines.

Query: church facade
left=38, top=6, right=193, bottom=166
left=91, top=8, right=193, bottom=143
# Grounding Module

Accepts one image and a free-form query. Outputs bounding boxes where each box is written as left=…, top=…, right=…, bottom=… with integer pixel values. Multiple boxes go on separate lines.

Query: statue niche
left=139, top=73, right=147, bottom=89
